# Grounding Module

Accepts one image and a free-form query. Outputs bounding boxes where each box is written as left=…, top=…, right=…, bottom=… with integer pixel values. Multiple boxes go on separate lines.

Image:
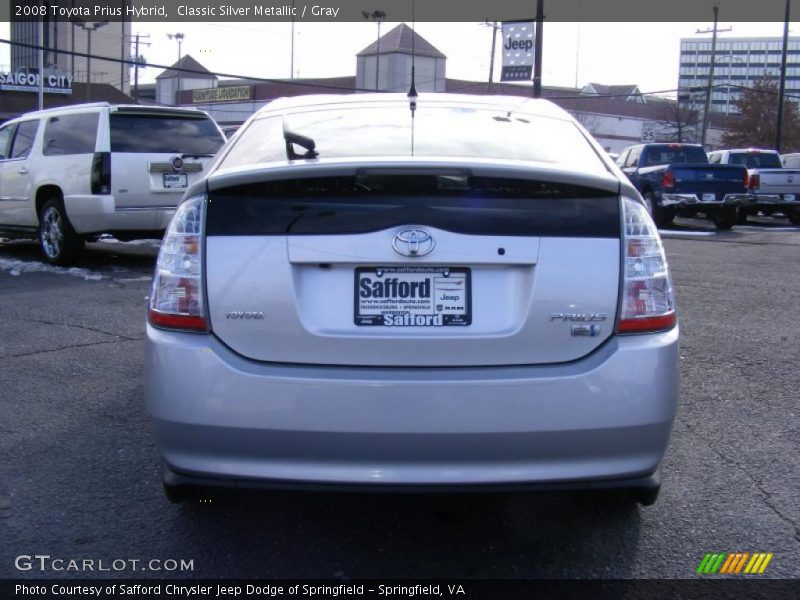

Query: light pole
left=167, top=32, right=184, bottom=105
left=712, top=54, right=744, bottom=115
left=776, top=0, right=791, bottom=152
left=362, top=10, right=386, bottom=91
left=72, top=19, right=109, bottom=101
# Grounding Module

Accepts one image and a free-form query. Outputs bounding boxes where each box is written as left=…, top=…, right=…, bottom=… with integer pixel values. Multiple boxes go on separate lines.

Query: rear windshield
left=728, top=152, right=783, bottom=169
left=110, top=113, right=224, bottom=154
left=207, top=175, right=620, bottom=238
left=642, top=146, right=708, bottom=166
left=219, top=105, right=607, bottom=173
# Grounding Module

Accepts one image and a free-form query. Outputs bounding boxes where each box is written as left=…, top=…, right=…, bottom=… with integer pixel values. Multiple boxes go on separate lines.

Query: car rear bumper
left=659, top=193, right=753, bottom=208
left=145, top=324, right=680, bottom=488
left=64, top=194, right=177, bottom=234
left=748, top=193, right=799, bottom=208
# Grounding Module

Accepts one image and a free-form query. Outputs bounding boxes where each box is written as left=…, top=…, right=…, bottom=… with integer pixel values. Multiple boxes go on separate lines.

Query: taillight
left=148, top=194, right=208, bottom=332
left=618, top=197, right=677, bottom=334
left=662, top=170, right=674, bottom=189
left=747, top=172, right=760, bottom=191
left=90, top=152, right=111, bottom=195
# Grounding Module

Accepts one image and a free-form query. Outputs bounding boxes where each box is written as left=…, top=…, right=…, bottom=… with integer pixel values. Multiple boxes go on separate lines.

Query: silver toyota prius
left=145, top=93, right=679, bottom=505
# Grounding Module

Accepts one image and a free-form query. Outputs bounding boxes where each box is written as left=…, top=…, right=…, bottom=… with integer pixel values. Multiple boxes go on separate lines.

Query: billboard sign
left=501, top=22, right=534, bottom=82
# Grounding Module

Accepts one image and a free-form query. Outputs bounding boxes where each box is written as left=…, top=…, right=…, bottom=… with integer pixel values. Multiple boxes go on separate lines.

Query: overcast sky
left=0, top=21, right=790, bottom=96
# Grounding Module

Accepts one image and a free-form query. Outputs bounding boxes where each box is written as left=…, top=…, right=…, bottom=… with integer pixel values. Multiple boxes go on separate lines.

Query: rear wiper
left=284, top=129, right=319, bottom=160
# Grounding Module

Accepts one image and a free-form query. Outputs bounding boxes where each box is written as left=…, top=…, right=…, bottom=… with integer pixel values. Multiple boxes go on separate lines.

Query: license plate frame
left=702, top=193, right=716, bottom=202
left=355, top=266, right=471, bottom=327
left=162, top=173, right=188, bottom=189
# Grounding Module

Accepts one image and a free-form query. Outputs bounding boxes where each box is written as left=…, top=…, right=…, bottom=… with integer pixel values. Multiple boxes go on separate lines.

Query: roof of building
left=156, top=55, right=218, bottom=80
left=0, top=83, right=136, bottom=122
left=582, top=83, right=641, bottom=98
left=357, top=23, right=446, bottom=59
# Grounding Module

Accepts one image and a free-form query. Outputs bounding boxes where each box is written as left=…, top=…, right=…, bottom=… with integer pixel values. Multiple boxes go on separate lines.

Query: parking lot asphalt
left=0, top=218, right=798, bottom=579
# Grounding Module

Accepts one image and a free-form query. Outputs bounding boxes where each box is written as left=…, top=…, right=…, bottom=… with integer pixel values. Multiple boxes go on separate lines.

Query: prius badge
left=392, top=229, right=435, bottom=257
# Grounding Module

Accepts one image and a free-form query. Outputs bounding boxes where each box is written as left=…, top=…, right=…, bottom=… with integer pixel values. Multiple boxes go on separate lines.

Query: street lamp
left=711, top=54, right=744, bottom=115
left=362, top=10, right=386, bottom=90
left=167, top=32, right=184, bottom=105
left=72, top=19, right=109, bottom=101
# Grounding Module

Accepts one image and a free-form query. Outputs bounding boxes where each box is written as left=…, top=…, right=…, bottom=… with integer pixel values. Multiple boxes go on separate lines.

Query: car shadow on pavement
left=168, top=488, right=642, bottom=578
left=0, top=239, right=158, bottom=273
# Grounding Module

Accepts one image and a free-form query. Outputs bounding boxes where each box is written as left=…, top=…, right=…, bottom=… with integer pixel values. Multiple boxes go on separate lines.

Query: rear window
left=207, top=175, right=620, bottom=238
left=43, top=113, right=98, bottom=155
left=728, top=152, right=782, bottom=169
left=642, top=146, right=708, bottom=166
left=219, top=105, right=607, bottom=173
left=110, top=113, right=224, bottom=154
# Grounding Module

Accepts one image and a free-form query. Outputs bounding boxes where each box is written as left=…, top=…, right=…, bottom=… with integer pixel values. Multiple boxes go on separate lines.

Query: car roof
left=3, top=102, right=209, bottom=124
left=255, top=93, right=572, bottom=121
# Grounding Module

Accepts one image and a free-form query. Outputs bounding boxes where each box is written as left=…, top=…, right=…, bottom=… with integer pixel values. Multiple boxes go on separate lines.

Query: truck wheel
left=712, top=207, right=736, bottom=230
left=38, top=199, right=84, bottom=265
left=787, top=209, right=800, bottom=226
left=735, top=208, right=749, bottom=225
left=643, top=192, right=672, bottom=227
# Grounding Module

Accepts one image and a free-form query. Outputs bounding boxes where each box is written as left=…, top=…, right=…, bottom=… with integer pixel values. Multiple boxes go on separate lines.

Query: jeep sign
left=501, top=22, right=535, bottom=81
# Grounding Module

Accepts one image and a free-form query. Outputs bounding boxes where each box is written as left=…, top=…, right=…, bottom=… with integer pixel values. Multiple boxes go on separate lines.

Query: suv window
left=110, top=113, right=224, bottom=154
left=625, top=147, right=642, bottom=167
left=729, top=152, right=782, bottom=169
left=9, top=120, right=39, bottom=159
left=43, top=113, right=99, bottom=155
left=0, top=124, right=14, bottom=159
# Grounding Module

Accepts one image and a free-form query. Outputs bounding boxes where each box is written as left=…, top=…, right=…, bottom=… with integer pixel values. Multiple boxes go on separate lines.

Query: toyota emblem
left=392, top=229, right=435, bottom=257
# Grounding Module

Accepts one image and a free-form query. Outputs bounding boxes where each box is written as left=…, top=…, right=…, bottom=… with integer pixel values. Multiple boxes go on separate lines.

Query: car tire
left=642, top=192, right=672, bottom=228
left=39, top=199, right=84, bottom=265
left=735, top=208, right=749, bottom=225
left=636, top=486, right=661, bottom=507
left=712, top=207, right=736, bottom=230
left=163, top=481, right=190, bottom=504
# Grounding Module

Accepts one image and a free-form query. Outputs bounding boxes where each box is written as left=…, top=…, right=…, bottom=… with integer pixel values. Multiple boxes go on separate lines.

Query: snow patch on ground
left=0, top=258, right=105, bottom=281
left=95, top=236, right=162, bottom=248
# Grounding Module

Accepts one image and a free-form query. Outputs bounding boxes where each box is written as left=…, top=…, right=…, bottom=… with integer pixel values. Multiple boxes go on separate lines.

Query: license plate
left=785, top=194, right=796, bottom=201
left=355, top=266, right=471, bottom=327
left=702, top=193, right=716, bottom=202
left=162, top=173, right=188, bottom=189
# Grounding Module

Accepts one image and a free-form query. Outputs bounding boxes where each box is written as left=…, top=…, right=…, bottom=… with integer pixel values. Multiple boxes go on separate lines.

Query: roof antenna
left=407, top=0, right=417, bottom=115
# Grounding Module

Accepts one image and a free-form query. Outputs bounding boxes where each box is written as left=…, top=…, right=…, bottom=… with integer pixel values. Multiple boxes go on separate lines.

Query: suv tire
left=39, top=199, right=84, bottom=265
left=712, top=207, right=736, bottom=230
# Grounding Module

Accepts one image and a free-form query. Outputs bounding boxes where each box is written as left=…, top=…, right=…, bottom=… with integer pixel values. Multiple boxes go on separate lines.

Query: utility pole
left=533, top=0, right=544, bottom=98
left=775, top=0, right=791, bottom=152
left=697, top=3, right=731, bottom=148
left=130, top=32, right=150, bottom=102
left=37, top=17, right=44, bottom=110
left=483, top=20, right=501, bottom=89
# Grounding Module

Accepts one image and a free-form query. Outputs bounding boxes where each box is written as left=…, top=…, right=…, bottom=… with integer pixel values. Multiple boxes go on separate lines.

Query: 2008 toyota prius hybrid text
left=145, top=94, right=679, bottom=506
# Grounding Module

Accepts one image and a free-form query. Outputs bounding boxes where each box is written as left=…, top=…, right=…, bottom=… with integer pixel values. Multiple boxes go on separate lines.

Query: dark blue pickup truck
left=615, top=143, right=752, bottom=229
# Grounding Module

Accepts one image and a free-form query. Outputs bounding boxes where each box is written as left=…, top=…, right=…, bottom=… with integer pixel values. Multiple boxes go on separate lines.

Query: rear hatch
left=204, top=162, right=623, bottom=367
left=669, top=164, right=747, bottom=199
left=109, top=108, right=225, bottom=210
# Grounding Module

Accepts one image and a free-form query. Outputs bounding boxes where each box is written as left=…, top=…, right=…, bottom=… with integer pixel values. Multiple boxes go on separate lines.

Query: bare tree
left=656, top=98, right=701, bottom=143
left=721, top=78, right=800, bottom=152
left=570, top=111, right=602, bottom=136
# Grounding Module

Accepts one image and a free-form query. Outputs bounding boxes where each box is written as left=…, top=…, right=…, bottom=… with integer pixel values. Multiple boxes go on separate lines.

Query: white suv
left=0, top=102, right=225, bottom=264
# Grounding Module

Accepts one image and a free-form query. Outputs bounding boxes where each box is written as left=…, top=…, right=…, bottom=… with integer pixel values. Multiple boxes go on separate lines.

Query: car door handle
left=17, top=167, right=29, bottom=175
